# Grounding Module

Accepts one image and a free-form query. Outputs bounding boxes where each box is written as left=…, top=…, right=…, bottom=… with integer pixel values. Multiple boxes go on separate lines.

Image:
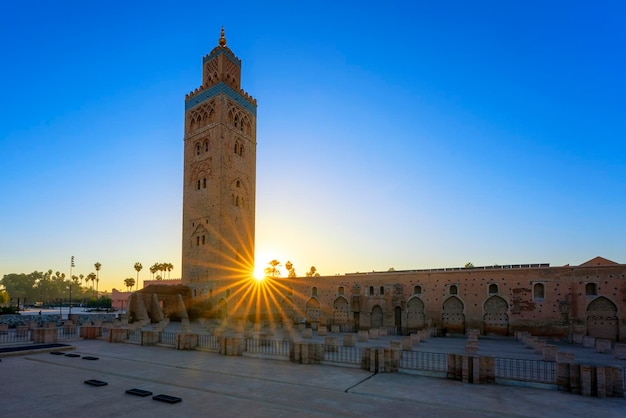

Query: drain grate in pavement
left=65, top=353, right=81, bottom=358
left=50, top=351, right=66, bottom=355
left=82, top=356, right=99, bottom=360
left=126, top=388, right=153, bottom=397
left=84, top=379, right=108, bottom=387
left=153, top=394, right=182, bottom=404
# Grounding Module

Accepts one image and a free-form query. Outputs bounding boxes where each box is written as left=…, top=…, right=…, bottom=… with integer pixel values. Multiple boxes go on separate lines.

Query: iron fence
left=0, top=329, right=31, bottom=344
left=494, top=357, right=556, bottom=384
left=400, top=351, right=448, bottom=372
left=323, top=346, right=362, bottom=365
left=58, top=325, right=79, bottom=340
left=198, top=334, right=220, bottom=350
left=127, top=329, right=141, bottom=344
left=245, top=338, right=290, bottom=357
left=160, top=331, right=177, bottom=347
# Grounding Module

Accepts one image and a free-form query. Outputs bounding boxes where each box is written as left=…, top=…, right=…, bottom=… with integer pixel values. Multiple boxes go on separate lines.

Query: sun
left=253, top=266, right=266, bottom=281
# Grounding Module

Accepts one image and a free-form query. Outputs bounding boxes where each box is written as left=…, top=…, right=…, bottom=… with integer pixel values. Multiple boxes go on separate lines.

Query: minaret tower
left=181, top=28, right=257, bottom=295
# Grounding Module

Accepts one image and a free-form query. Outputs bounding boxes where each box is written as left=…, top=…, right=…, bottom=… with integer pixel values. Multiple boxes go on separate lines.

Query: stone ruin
left=127, top=284, right=191, bottom=324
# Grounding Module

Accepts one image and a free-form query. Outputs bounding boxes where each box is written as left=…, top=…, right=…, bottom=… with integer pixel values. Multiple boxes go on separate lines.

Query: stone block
left=543, top=345, right=557, bottom=361
left=177, top=333, right=198, bottom=350
left=572, top=333, right=584, bottom=345
left=302, top=328, right=313, bottom=339
left=390, top=340, right=402, bottom=350
left=317, top=326, right=328, bottom=336
left=580, top=365, right=593, bottom=397
left=378, top=328, right=388, bottom=336
left=614, top=343, right=626, bottom=360
left=410, top=333, right=420, bottom=346
left=343, top=334, right=356, bottom=347
left=596, top=339, right=612, bottom=354
left=465, top=340, right=478, bottom=354
left=32, top=328, right=57, bottom=344
left=80, top=326, right=101, bottom=339
left=108, top=328, right=127, bottom=342
left=324, top=337, right=339, bottom=352
left=311, top=322, right=319, bottom=331
left=331, top=324, right=340, bottom=333
left=596, top=366, right=606, bottom=398
left=297, top=323, right=306, bottom=331
left=401, top=336, right=412, bottom=351
left=140, top=330, right=160, bottom=346
left=570, top=364, right=581, bottom=395
left=369, top=328, right=379, bottom=339
left=582, top=336, right=596, bottom=349
left=556, top=351, right=575, bottom=363
left=358, top=330, right=369, bottom=342
left=556, top=362, right=570, bottom=391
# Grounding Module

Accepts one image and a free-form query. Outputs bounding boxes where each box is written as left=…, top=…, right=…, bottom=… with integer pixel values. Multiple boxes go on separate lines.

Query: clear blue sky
left=1, top=1, right=625, bottom=291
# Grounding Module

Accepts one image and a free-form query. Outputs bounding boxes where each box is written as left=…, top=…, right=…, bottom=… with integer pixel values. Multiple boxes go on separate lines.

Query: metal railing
left=245, top=338, right=290, bottom=357
left=58, top=325, right=79, bottom=340
left=127, top=329, right=141, bottom=344
left=198, top=334, right=220, bottom=350
left=160, top=331, right=177, bottom=347
left=494, top=357, right=556, bottom=384
left=323, top=346, right=362, bottom=365
left=0, top=329, right=31, bottom=344
left=400, top=351, right=448, bottom=372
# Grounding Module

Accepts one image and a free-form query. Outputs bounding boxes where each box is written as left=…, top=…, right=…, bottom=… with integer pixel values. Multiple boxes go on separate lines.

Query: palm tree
left=166, top=263, right=173, bottom=279
left=94, top=262, right=101, bottom=296
left=134, top=262, right=142, bottom=290
left=150, top=263, right=158, bottom=279
left=123, top=278, right=135, bottom=292
left=86, top=272, right=97, bottom=298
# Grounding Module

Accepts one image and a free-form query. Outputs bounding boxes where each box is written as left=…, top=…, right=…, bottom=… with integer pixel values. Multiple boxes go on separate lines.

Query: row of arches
left=188, top=102, right=216, bottom=133
left=301, top=296, right=620, bottom=339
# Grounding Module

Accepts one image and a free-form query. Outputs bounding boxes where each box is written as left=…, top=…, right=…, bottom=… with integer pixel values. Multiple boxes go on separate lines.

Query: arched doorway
left=587, top=297, right=618, bottom=341
left=305, top=298, right=320, bottom=323
left=217, top=298, right=227, bottom=320
left=442, top=296, right=465, bottom=334
left=371, top=305, right=383, bottom=329
left=483, top=296, right=509, bottom=335
left=407, top=297, right=425, bottom=332
left=332, top=297, right=349, bottom=324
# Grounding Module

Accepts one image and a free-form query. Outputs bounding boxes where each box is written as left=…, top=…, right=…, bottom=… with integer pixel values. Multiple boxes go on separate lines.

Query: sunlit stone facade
left=181, top=28, right=257, bottom=295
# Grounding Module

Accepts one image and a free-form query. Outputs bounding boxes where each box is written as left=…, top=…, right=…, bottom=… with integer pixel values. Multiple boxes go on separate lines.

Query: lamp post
left=69, top=256, right=75, bottom=316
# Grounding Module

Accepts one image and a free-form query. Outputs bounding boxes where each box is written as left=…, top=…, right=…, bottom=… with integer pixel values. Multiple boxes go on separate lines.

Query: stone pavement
left=1, top=339, right=624, bottom=417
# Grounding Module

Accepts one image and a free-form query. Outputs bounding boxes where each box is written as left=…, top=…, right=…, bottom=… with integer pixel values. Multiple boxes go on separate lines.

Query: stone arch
left=407, top=297, right=425, bottom=332
left=305, top=297, right=320, bottom=323
left=483, top=295, right=509, bottom=336
left=217, top=298, right=227, bottom=320
left=332, top=296, right=349, bottom=324
left=587, top=296, right=618, bottom=341
left=371, top=305, right=383, bottom=329
left=442, top=296, right=465, bottom=334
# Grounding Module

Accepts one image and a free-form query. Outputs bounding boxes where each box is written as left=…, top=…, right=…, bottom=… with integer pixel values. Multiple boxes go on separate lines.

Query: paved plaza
left=1, top=336, right=625, bottom=417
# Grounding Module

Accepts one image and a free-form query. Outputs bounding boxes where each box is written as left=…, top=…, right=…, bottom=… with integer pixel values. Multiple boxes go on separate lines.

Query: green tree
left=285, top=261, right=296, bottom=278
left=134, top=262, right=142, bottom=288
left=124, top=277, right=136, bottom=292
left=305, top=266, right=320, bottom=277
left=464, top=262, right=475, bottom=268
left=264, top=260, right=281, bottom=278
left=94, top=262, right=102, bottom=295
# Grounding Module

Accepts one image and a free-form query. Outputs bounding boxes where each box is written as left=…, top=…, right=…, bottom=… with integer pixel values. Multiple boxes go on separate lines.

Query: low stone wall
left=0, top=313, right=117, bottom=327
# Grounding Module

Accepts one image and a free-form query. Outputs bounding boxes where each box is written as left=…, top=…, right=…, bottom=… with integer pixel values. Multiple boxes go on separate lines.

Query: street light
left=69, top=256, right=75, bottom=317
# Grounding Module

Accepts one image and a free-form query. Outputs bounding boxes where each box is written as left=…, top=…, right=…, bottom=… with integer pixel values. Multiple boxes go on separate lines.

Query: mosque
left=132, top=29, right=626, bottom=342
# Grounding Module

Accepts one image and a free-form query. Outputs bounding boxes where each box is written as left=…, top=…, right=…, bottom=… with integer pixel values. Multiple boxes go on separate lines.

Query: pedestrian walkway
left=0, top=339, right=623, bottom=417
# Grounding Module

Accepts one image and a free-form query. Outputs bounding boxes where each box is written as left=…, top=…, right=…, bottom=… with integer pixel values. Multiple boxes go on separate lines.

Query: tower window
left=203, top=178, right=207, bottom=188
left=236, top=180, right=240, bottom=188
left=196, top=144, right=201, bottom=155
left=196, top=236, right=200, bottom=246
left=585, top=283, right=597, bottom=296
left=204, top=141, right=209, bottom=152
left=338, top=286, right=344, bottom=296
left=369, top=286, right=374, bottom=296
left=450, top=285, right=458, bottom=295
left=414, top=285, right=422, bottom=295
left=533, top=283, right=545, bottom=301
left=197, top=180, right=201, bottom=190
left=488, top=284, right=498, bottom=295
left=202, top=235, right=205, bottom=245
left=312, top=287, right=318, bottom=297
left=380, top=286, right=385, bottom=296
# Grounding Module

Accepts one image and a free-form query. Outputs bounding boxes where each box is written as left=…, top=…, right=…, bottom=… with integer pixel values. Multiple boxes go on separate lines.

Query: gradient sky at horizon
left=1, top=1, right=625, bottom=292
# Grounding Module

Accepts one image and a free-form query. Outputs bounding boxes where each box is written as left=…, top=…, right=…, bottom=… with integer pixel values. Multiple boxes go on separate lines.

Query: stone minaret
left=181, top=28, right=257, bottom=296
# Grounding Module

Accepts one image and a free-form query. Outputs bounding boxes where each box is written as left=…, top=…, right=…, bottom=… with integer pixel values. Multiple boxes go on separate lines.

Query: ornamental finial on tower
left=218, top=26, right=227, bottom=47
